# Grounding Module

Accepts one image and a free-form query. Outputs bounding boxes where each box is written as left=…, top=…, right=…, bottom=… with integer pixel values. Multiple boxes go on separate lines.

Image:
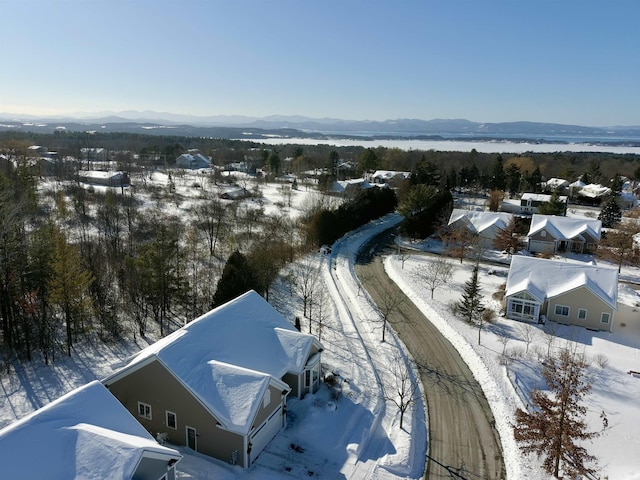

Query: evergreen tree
left=412, top=156, right=441, bottom=186
left=598, top=197, right=622, bottom=228
left=48, top=228, right=95, bottom=357
left=212, top=251, right=260, bottom=307
left=505, top=162, right=521, bottom=196
left=267, top=151, right=281, bottom=176
left=457, top=265, right=484, bottom=331
left=327, top=150, right=340, bottom=178
left=530, top=166, right=543, bottom=192
left=538, top=191, right=566, bottom=216
left=357, top=148, right=378, bottom=176
left=514, top=348, right=602, bottom=478
left=491, top=154, right=506, bottom=191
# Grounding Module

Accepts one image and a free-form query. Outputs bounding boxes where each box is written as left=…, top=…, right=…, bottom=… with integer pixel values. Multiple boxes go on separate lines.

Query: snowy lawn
left=386, top=248, right=640, bottom=480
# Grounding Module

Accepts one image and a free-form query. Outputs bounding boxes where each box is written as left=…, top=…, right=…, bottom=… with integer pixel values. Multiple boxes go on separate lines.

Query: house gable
left=105, top=357, right=247, bottom=466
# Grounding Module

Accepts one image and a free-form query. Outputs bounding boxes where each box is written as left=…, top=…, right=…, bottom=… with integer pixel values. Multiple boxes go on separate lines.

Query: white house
left=0, top=381, right=182, bottom=480
left=370, top=170, right=411, bottom=187
left=447, top=209, right=514, bottom=249
left=519, top=192, right=568, bottom=215
left=504, top=256, right=618, bottom=332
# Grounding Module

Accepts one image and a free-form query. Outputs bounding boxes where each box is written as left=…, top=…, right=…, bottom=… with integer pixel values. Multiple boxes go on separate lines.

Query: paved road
left=355, top=234, right=506, bottom=480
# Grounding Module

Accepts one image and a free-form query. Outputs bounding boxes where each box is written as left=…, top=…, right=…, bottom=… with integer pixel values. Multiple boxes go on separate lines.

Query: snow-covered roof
left=544, top=177, right=569, bottom=189
left=448, top=209, right=513, bottom=234
left=569, top=179, right=586, bottom=188
left=505, top=256, right=618, bottom=309
left=521, top=192, right=568, bottom=202
left=176, top=153, right=211, bottom=168
left=104, top=291, right=321, bottom=435
left=78, top=170, right=126, bottom=180
left=329, top=178, right=372, bottom=193
left=528, top=214, right=601, bottom=241
left=0, top=381, right=181, bottom=479
left=371, top=170, right=410, bottom=181
left=578, top=183, right=611, bottom=198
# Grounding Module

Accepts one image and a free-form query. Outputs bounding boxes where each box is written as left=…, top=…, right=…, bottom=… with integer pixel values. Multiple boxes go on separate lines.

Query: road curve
left=356, top=254, right=506, bottom=480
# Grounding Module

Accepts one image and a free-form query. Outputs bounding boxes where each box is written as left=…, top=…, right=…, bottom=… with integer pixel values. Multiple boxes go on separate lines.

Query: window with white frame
left=138, top=402, right=152, bottom=420
left=166, top=410, right=177, bottom=429
left=601, top=312, right=611, bottom=324
left=554, top=305, right=569, bottom=316
left=578, top=308, right=587, bottom=320
left=263, top=388, right=271, bottom=408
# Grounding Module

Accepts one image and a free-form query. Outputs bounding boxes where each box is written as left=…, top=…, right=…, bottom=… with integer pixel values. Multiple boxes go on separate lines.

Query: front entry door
left=186, top=426, right=197, bottom=451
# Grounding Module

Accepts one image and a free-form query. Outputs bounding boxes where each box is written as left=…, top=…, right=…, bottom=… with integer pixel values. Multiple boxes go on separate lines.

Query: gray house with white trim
left=526, top=214, right=601, bottom=254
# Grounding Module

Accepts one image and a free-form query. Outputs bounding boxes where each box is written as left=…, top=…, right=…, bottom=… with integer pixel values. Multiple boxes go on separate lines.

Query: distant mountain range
left=2, top=111, right=640, bottom=143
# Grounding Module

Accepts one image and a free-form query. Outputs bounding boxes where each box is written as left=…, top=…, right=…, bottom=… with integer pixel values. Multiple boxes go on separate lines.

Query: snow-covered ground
left=3, top=172, right=640, bottom=479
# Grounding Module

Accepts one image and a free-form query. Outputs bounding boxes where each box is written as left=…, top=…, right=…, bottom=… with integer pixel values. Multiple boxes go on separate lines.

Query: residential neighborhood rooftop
left=0, top=380, right=181, bottom=479
left=104, top=290, right=320, bottom=435
left=505, top=255, right=618, bottom=309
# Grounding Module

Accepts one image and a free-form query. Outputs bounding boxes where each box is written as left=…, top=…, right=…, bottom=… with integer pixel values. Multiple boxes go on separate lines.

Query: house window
left=263, top=388, right=271, bottom=408
left=601, top=312, right=611, bottom=324
left=554, top=305, right=569, bottom=316
left=578, top=309, right=587, bottom=320
left=540, top=230, right=547, bottom=237
left=138, top=402, right=152, bottom=420
left=166, top=411, right=177, bottom=430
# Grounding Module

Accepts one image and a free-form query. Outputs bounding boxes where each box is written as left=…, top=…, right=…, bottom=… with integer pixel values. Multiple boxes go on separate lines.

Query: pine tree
left=598, top=197, right=622, bottom=228
left=48, top=228, right=94, bottom=357
left=212, top=251, right=260, bottom=307
left=537, top=190, right=566, bottom=216
left=513, top=348, right=602, bottom=478
left=457, top=264, right=484, bottom=329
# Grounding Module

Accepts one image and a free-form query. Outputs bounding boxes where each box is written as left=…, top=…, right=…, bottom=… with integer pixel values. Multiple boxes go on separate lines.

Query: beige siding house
left=505, top=256, right=618, bottom=332
left=103, top=290, right=323, bottom=468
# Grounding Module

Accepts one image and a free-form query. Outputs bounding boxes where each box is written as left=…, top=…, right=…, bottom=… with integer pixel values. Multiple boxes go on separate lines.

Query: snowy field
left=3, top=171, right=640, bottom=479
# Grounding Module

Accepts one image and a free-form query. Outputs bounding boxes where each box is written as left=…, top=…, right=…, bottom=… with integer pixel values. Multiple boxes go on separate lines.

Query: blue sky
left=1, top=0, right=639, bottom=126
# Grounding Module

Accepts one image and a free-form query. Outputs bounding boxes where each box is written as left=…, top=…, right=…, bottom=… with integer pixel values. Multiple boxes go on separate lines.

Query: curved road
left=355, top=232, right=506, bottom=480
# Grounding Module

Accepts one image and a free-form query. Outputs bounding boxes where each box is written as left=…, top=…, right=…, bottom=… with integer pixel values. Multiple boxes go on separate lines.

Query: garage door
left=250, top=404, right=283, bottom=464
left=528, top=240, right=554, bottom=254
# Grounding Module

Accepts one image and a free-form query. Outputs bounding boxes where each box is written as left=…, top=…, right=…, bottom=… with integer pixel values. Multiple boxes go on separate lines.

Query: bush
left=482, top=308, right=496, bottom=323
left=594, top=353, right=609, bottom=369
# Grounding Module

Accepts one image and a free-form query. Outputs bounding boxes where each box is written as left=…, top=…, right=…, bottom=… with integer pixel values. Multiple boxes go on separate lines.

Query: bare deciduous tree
left=414, top=257, right=454, bottom=299
left=517, top=323, right=538, bottom=355
left=290, top=256, right=320, bottom=318
left=373, top=285, right=406, bottom=343
left=381, top=349, right=421, bottom=430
